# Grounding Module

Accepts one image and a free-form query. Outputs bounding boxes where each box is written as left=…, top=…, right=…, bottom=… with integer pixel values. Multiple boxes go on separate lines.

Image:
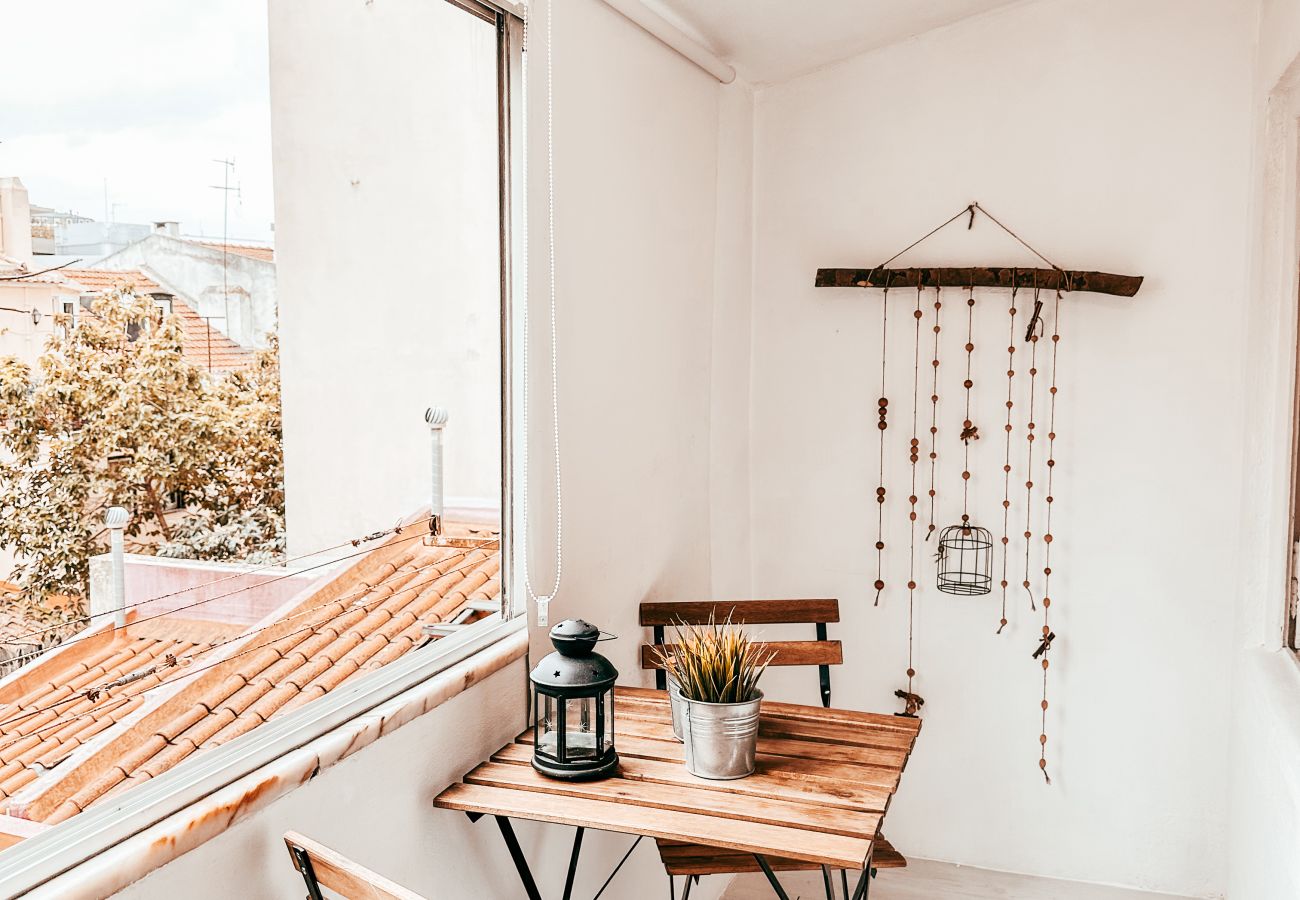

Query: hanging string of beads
left=874, top=284, right=890, bottom=606
left=1021, top=285, right=1042, bottom=612
left=998, top=283, right=1019, bottom=634
left=926, top=287, right=942, bottom=540
left=959, top=286, right=978, bottom=523
left=906, top=282, right=924, bottom=696
left=1036, top=288, right=1064, bottom=784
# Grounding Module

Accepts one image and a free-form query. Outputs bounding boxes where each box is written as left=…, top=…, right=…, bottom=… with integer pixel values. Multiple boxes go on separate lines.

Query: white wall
left=746, top=0, right=1256, bottom=896
left=271, top=0, right=503, bottom=555
left=1227, top=1, right=1300, bottom=897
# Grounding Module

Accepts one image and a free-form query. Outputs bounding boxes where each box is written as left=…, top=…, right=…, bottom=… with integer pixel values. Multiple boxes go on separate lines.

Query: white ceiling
left=647, top=0, right=1026, bottom=85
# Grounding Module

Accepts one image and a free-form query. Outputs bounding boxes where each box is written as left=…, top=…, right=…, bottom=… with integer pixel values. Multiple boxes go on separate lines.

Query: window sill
left=0, top=616, right=527, bottom=899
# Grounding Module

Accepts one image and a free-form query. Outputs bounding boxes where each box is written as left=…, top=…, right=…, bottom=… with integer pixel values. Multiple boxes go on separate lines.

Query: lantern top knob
left=550, top=618, right=600, bottom=656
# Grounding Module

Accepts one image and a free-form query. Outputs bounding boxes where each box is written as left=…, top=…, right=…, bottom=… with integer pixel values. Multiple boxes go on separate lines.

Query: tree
left=0, top=290, right=285, bottom=609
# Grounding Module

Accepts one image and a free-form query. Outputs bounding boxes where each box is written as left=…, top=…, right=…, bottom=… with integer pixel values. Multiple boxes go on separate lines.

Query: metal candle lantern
left=936, top=524, right=993, bottom=595
left=530, top=619, right=619, bottom=780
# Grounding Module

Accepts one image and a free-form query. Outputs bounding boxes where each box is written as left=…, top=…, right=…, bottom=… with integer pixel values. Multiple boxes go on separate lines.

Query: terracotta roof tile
left=0, top=530, right=500, bottom=828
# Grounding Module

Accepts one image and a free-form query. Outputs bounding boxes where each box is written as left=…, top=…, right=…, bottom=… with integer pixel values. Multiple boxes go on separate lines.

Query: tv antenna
left=210, top=158, right=241, bottom=339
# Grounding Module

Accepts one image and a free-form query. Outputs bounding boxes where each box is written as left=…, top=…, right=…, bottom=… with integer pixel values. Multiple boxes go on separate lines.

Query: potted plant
left=654, top=619, right=773, bottom=780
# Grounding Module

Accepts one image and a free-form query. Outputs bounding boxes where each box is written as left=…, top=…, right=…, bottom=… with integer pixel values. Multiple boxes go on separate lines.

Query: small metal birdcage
left=936, top=524, right=993, bottom=595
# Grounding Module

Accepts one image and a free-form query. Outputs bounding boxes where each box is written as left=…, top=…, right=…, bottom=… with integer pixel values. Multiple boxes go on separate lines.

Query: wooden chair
left=638, top=598, right=907, bottom=899
left=640, top=598, right=843, bottom=707
left=284, top=831, right=427, bottom=900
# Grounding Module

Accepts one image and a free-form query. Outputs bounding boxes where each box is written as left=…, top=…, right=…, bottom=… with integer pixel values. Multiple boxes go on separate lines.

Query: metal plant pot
left=680, top=690, right=763, bottom=780
left=667, top=676, right=686, bottom=742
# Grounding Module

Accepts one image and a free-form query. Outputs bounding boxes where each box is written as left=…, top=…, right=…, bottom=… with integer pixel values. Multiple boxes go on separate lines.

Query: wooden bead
left=1039, top=758, right=1048, bottom=769
left=1000, top=617, right=1009, bottom=626
left=963, top=379, right=974, bottom=389
left=1041, top=700, right=1049, bottom=710
left=1026, top=480, right=1034, bottom=489
left=1022, top=580, right=1031, bottom=588
left=1024, top=530, right=1032, bottom=538
left=1050, top=386, right=1058, bottom=394
left=914, top=309, right=923, bottom=319
left=1047, top=459, right=1055, bottom=467
left=932, top=360, right=940, bottom=367
left=1039, top=734, right=1047, bottom=745
left=1007, top=345, right=1015, bottom=353
left=962, top=471, right=971, bottom=480
left=1043, top=597, right=1051, bottom=608
left=878, top=422, right=888, bottom=430
left=1048, top=432, right=1056, bottom=440
left=1003, top=465, right=1012, bottom=474
left=907, top=580, right=916, bottom=590
left=906, top=667, right=915, bottom=677
left=1044, top=534, right=1053, bottom=543
left=928, top=488, right=936, bottom=497
left=909, top=495, right=918, bottom=504
left=1005, top=401, right=1013, bottom=409
left=879, top=398, right=888, bottom=407
left=967, top=297, right=975, bottom=307
left=965, top=342, right=974, bottom=352
left=933, top=325, right=941, bottom=333
left=934, top=302, right=941, bottom=310
left=1028, top=434, right=1035, bottom=442
left=1009, top=308, right=1017, bottom=316
left=1002, top=500, right=1010, bottom=509
left=1007, top=370, right=1014, bottom=377
left=1042, top=658, right=1049, bottom=669
left=909, top=511, right=917, bottom=521
left=963, top=418, right=972, bottom=428
left=929, top=451, right=937, bottom=460
left=930, top=426, right=938, bottom=435
left=1042, top=625, right=1050, bottom=636
left=877, top=495, right=885, bottom=503
left=875, top=539, right=885, bottom=548
left=931, top=394, right=939, bottom=402
left=1051, top=334, right=1059, bottom=342
left=877, top=487, right=886, bottom=496
left=1043, top=566, right=1052, bottom=575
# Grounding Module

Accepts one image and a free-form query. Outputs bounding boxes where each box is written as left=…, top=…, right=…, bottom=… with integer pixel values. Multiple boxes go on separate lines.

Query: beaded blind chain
left=906, top=284, right=924, bottom=694
left=873, top=285, right=891, bottom=606
left=520, top=1, right=565, bottom=626
left=1037, top=289, right=1064, bottom=784
left=1021, top=285, right=1042, bottom=612
left=998, top=285, right=1019, bottom=634
left=959, top=287, right=978, bottom=523
left=925, top=287, right=942, bottom=540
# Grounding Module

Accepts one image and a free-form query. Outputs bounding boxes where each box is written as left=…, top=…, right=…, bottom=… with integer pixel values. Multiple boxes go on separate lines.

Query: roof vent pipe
left=425, top=407, right=448, bottom=538
left=104, top=506, right=130, bottom=628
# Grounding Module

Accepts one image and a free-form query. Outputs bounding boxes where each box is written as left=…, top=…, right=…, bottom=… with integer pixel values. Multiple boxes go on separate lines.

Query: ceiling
left=648, top=0, right=1026, bottom=85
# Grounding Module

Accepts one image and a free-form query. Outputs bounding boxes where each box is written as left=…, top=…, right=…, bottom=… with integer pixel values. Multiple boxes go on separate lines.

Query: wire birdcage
left=936, top=524, right=993, bottom=595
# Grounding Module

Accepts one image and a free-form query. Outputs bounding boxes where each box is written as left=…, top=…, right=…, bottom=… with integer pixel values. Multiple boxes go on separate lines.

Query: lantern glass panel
left=602, top=688, right=615, bottom=753
left=536, top=693, right=556, bottom=759
left=562, top=696, right=599, bottom=760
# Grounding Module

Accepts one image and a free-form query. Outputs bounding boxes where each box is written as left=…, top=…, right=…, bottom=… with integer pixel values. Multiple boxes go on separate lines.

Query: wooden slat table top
left=433, top=688, right=921, bottom=872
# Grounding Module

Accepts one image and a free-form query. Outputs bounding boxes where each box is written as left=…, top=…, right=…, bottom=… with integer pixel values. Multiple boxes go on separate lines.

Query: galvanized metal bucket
left=667, top=677, right=687, bottom=742
left=680, top=691, right=763, bottom=780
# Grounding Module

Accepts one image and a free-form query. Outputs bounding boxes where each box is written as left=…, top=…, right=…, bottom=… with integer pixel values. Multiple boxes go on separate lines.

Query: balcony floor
left=720, top=859, right=1199, bottom=900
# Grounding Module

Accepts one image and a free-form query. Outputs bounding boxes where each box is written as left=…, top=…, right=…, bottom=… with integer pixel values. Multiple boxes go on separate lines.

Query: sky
left=0, top=0, right=275, bottom=243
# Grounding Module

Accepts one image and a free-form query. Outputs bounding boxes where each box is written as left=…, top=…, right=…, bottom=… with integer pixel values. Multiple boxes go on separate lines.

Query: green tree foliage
left=0, top=290, right=284, bottom=609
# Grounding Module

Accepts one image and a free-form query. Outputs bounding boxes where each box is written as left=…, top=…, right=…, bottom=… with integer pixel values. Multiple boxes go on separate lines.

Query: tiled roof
left=186, top=240, right=274, bottom=263
left=55, top=268, right=254, bottom=372
left=0, top=531, right=500, bottom=827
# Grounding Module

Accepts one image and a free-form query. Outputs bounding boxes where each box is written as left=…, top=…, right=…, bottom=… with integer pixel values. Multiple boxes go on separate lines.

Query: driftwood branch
left=815, top=266, right=1142, bottom=297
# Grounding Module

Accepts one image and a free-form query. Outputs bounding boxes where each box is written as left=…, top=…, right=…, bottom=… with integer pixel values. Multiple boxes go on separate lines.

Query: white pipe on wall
left=597, top=0, right=736, bottom=84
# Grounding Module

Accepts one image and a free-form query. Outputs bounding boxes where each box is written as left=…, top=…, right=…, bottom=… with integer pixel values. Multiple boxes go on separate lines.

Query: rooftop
left=184, top=239, right=275, bottom=263
left=0, top=527, right=500, bottom=827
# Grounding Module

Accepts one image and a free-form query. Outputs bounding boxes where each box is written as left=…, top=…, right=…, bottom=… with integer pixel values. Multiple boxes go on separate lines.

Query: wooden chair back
left=639, top=599, right=841, bottom=707
left=284, top=831, right=427, bottom=900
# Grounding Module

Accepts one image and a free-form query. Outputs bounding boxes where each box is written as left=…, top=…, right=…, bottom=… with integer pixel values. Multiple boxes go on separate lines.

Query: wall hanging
left=817, top=202, right=1142, bottom=783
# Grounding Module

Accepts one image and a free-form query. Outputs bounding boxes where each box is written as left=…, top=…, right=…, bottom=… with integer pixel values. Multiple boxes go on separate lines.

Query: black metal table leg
left=821, top=864, right=835, bottom=900
left=753, top=855, right=792, bottom=900
left=841, top=868, right=850, bottom=899
left=289, top=844, right=324, bottom=900
left=849, top=844, right=876, bottom=900
left=562, top=826, right=584, bottom=900
left=493, top=815, right=544, bottom=900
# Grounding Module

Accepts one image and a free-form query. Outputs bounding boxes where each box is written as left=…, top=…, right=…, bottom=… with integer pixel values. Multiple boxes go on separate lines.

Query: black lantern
left=530, top=619, right=619, bottom=780
left=936, top=523, right=994, bottom=595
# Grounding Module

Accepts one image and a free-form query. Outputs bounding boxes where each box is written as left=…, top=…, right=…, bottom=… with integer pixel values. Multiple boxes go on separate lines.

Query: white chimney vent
left=105, top=506, right=130, bottom=628
left=425, top=407, right=449, bottom=537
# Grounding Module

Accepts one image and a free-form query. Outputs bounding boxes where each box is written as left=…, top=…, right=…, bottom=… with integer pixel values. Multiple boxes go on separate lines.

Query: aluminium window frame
left=0, top=2, right=529, bottom=891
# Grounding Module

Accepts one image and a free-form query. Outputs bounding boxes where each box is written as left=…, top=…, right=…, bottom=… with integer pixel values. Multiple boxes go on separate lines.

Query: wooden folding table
left=433, top=686, right=921, bottom=900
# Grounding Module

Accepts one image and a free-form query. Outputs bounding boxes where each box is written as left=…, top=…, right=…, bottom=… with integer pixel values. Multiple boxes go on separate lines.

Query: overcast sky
left=0, top=0, right=274, bottom=243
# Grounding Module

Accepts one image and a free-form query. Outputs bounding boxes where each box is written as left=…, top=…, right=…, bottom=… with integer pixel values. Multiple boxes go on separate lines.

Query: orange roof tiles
left=186, top=240, right=274, bottom=263
left=0, top=532, right=500, bottom=828
left=56, top=268, right=254, bottom=373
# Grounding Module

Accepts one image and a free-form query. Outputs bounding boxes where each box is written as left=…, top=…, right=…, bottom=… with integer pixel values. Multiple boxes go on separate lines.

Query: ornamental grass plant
left=654, top=617, right=774, bottom=704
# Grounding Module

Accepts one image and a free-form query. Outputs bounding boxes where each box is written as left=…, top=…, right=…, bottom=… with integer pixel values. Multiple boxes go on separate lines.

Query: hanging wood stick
left=816, top=267, right=1142, bottom=296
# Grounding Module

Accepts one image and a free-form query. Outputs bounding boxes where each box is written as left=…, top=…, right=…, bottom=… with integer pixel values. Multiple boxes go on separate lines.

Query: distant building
left=29, top=205, right=93, bottom=256
left=94, top=227, right=276, bottom=349
left=54, top=220, right=152, bottom=260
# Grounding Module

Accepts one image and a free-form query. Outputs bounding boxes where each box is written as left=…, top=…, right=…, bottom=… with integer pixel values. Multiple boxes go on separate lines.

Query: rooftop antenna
left=210, top=158, right=240, bottom=341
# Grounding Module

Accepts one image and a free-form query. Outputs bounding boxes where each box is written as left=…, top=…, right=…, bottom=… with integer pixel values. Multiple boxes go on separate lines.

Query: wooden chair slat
left=283, top=832, right=426, bottom=900
left=639, top=599, right=840, bottom=626
left=434, top=782, right=876, bottom=870
left=641, top=640, right=842, bottom=670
